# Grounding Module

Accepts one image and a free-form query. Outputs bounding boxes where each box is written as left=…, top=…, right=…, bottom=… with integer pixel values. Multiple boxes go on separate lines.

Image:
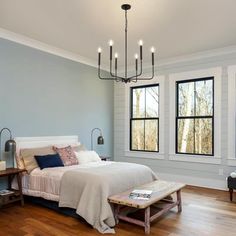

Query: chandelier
left=97, top=4, right=155, bottom=83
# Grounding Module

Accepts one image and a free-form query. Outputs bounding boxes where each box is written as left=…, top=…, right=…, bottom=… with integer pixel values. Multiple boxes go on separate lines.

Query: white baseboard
left=157, top=172, right=228, bottom=191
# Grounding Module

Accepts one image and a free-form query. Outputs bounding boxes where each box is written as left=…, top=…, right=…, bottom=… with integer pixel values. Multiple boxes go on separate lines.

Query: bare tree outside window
left=130, top=84, right=159, bottom=152
left=176, top=77, right=214, bottom=155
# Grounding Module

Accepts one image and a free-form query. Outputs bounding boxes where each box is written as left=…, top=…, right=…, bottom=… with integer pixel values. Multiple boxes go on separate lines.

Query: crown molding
left=0, top=27, right=110, bottom=71
left=122, top=44, right=236, bottom=73
left=157, top=45, right=236, bottom=66
left=1, top=27, right=236, bottom=73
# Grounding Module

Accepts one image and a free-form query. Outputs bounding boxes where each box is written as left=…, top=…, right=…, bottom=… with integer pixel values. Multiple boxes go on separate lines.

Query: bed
left=13, top=136, right=157, bottom=234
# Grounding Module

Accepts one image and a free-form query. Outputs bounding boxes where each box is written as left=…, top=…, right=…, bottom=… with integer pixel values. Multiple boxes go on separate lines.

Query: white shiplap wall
left=114, top=50, right=236, bottom=190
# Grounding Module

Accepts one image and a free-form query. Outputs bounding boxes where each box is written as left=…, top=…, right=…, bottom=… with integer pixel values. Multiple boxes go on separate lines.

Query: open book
left=129, top=189, right=153, bottom=200
left=0, top=189, right=14, bottom=196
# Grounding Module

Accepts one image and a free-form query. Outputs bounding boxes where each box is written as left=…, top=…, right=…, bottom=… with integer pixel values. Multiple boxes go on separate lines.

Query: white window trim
left=169, top=67, right=222, bottom=164
left=227, top=65, right=236, bottom=166
left=124, top=75, right=165, bottom=159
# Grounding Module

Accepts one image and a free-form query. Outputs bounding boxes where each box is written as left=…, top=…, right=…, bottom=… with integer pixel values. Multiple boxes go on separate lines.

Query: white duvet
left=59, top=162, right=157, bottom=233
left=16, top=162, right=113, bottom=201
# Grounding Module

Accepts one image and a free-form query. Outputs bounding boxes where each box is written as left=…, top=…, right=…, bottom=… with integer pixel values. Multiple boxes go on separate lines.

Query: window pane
left=146, top=86, right=159, bottom=118
left=131, top=120, right=144, bottom=150
left=132, top=88, right=145, bottom=118
left=195, top=80, right=213, bottom=116
left=178, top=82, right=194, bottom=117
left=195, top=118, right=213, bottom=155
left=145, top=120, right=158, bottom=151
left=177, top=119, right=194, bottom=153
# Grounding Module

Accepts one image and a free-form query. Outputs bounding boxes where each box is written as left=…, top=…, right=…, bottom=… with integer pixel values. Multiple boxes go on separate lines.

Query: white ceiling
left=1, top=0, right=236, bottom=67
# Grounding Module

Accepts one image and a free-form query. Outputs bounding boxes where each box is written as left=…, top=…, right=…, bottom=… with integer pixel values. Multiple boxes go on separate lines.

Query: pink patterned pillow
left=53, top=146, right=78, bottom=166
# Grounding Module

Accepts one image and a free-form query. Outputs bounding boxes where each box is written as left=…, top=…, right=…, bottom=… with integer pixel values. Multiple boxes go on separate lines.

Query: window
left=130, top=84, right=159, bottom=152
left=176, top=77, right=214, bottom=155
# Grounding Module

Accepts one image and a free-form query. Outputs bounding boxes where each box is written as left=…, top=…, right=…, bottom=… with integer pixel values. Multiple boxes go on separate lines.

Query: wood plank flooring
left=0, top=186, right=236, bottom=236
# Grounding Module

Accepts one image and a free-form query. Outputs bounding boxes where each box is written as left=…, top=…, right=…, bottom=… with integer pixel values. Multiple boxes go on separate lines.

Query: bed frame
left=13, top=135, right=85, bottom=218
left=14, top=135, right=80, bottom=167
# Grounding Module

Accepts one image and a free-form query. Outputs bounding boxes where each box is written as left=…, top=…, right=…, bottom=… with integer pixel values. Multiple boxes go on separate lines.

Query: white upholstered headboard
left=14, top=135, right=80, bottom=167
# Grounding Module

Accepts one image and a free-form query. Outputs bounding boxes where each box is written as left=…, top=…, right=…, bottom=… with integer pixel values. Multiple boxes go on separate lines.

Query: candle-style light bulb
left=114, top=53, right=118, bottom=58
left=109, top=40, right=114, bottom=46
left=135, top=54, right=139, bottom=59
left=98, top=47, right=102, bottom=53
left=138, top=40, right=143, bottom=46
left=151, top=47, right=155, bottom=53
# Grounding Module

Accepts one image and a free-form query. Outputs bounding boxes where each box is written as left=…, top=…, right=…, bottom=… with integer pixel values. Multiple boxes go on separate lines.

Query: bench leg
left=229, top=188, right=233, bottom=202
left=144, top=206, right=150, bottom=234
left=177, top=190, right=182, bottom=213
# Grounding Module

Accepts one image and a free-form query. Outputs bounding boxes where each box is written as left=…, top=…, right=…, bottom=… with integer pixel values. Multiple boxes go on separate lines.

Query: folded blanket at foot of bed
left=59, top=162, right=157, bottom=233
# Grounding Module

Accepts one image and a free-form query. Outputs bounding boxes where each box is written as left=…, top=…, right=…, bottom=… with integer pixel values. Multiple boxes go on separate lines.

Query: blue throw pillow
left=34, top=153, right=64, bottom=169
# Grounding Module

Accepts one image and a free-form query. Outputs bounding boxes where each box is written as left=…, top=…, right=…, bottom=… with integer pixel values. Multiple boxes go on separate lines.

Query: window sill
left=227, top=159, right=236, bottom=166
left=125, top=151, right=164, bottom=160
left=169, top=154, right=221, bottom=165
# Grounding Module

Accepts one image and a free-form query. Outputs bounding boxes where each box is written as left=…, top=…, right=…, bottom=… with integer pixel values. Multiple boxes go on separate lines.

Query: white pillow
left=75, top=151, right=102, bottom=164
left=230, top=172, right=236, bottom=178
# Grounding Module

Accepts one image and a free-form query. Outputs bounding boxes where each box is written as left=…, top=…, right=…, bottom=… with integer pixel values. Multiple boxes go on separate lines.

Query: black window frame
left=130, top=83, right=159, bottom=153
left=176, top=77, right=214, bottom=156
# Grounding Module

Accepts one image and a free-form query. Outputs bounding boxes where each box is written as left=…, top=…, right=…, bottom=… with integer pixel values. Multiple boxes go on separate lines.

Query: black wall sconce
left=91, top=128, right=104, bottom=150
left=0, top=128, right=16, bottom=166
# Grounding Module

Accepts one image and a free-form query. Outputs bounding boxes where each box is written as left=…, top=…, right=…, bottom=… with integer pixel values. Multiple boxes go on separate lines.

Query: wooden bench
left=108, top=180, right=186, bottom=234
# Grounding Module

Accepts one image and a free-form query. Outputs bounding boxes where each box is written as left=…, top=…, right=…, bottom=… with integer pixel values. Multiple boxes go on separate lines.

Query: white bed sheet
left=13, top=161, right=113, bottom=201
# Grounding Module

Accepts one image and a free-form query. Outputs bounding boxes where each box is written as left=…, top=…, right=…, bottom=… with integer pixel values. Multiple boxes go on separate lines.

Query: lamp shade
left=97, top=135, right=104, bottom=145
left=0, top=128, right=16, bottom=166
left=91, top=128, right=105, bottom=150
left=5, top=139, right=16, bottom=153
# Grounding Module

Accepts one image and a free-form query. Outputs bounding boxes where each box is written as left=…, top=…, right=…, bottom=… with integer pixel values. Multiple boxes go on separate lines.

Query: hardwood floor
left=0, top=186, right=235, bottom=236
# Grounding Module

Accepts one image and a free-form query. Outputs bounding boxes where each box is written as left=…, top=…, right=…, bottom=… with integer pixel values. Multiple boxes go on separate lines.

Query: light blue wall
left=0, top=39, right=114, bottom=188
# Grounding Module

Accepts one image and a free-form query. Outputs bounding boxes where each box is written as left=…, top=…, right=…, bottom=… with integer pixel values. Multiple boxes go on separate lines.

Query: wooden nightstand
left=0, top=168, right=25, bottom=207
left=100, top=156, right=111, bottom=161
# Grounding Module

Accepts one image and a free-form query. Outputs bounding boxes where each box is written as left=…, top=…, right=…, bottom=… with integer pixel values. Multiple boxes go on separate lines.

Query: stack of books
left=129, top=189, right=152, bottom=200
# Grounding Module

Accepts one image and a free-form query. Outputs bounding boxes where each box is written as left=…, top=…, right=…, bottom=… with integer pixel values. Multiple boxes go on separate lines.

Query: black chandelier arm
left=109, top=60, right=127, bottom=80
left=127, top=51, right=154, bottom=81
left=98, top=59, right=154, bottom=82
left=98, top=66, right=114, bottom=80
left=98, top=50, right=121, bottom=80
left=109, top=60, right=117, bottom=78
left=115, top=69, right=120, bottom=82
left=117, top=58, right=143, bottom=83
left=98, top=65, right=123, bottom=81
left=126, top=65, right=154, bottom=81
left=136, top=65, right=154, bottom=80
left=109, top=60, right=115, bottom=77
left=111, top=57, right=143, bottom=80
left=135, top=59, right=143, bottom=78
left=98, top=74, right=118, bottom=81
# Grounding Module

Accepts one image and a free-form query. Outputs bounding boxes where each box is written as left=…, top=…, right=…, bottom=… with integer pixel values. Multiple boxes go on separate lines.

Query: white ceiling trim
left=123, top=44, right=236, bottom=73
left=0, top=27, right=108, bottom=70
left=1, top=27, right=236, bottom=73
left=156, top=45, right=236, bottom=66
